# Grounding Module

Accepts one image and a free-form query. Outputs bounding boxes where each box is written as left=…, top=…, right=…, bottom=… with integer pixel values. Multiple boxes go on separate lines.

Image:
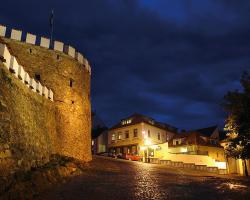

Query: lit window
left=111, top=133, right=116, bottom=141
left=121, top=119, right=132, bottom=125
left=133, top=129, right=138, bottom=137
left=118, top=132, right=122, bottom=140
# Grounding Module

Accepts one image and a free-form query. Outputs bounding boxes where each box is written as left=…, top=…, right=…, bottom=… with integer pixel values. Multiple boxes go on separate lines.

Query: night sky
left=1, top=0, right=249, bottom=130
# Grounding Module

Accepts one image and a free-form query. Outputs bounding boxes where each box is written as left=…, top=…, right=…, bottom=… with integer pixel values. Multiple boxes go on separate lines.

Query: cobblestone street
left=41, top=156, right=250, bottom=200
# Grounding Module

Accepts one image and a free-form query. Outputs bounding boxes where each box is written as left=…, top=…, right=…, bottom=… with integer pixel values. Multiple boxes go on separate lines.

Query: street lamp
left=143, top=138, right=152, bottom=163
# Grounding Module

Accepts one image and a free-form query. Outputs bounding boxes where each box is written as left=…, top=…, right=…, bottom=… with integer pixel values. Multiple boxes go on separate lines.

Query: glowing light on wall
left=140, top=146, right=146, bottom=151
left=180, top=147, right=187, bottom=153
left=215, top=161, right=227, bottom=169
left=144, top=139, right=152, bottom=146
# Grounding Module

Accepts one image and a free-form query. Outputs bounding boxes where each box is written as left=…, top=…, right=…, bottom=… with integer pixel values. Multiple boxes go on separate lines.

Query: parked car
left=125, top=154, right=142, bottom=161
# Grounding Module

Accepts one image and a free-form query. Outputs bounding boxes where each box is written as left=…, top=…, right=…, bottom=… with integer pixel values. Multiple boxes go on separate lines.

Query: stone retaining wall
left=151, top=158, right=228, bottom=174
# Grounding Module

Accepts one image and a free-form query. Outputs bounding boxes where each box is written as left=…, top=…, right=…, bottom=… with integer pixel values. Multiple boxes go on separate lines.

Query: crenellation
left=9, top=56, right=19, bottom=77
left=26, top=33, right=36, bottom=45
left=42, top=86, right=49, bottom=98
left=10, top=29, right=22, bottom=41
left=40, top=37, right=50, bottom=48
left=76, top=52, right=84, bottom=64
left=0, top=24, right=92, bottom=74
left=36, top=81, right=43, bottom=95
left=54, top=41, right=64, bottom=52
left=29, top=78, right=36, bottom=92
left=18, top=65, right=25, bottom=81
left=0, top=42, right=56, bottom=101
left=64, top=45, right=75, bottom=58
left=0, top=25, right=6, bottom=37
left=48, top=89, right=53, bottom=101
left=0, top=43, right=11, bottom=70
left=24, top=72, right=30, bottom=85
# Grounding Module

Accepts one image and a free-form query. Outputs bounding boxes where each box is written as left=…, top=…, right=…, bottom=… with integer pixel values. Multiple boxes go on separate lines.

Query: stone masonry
left=0, top=32, right=91, bottom=175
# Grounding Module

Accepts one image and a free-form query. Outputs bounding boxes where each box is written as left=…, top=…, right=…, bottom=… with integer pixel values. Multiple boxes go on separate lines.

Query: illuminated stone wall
left=0, top=25, right=92, bottom=175
left=0, top=64, right=57, bottom=176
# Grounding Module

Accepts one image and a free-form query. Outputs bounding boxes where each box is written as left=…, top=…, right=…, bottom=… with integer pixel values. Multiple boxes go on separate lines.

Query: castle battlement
left=0, top=43, right=54, bottom=101
left=0, top=24, right=91, bottom=74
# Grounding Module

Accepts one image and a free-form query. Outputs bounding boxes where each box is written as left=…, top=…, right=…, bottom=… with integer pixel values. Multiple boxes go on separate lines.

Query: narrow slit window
left=29, top=48, right=32, bottom=54
left=70, top=79, right=74, bottom=87
left=35, top=74, right=41, bottom=81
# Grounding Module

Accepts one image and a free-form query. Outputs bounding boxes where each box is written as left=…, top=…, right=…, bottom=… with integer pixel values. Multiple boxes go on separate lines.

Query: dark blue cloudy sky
left=1, top=0, right=249, bottom=130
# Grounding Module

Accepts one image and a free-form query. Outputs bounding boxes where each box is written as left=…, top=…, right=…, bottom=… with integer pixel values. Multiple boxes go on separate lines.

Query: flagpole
left=50, top=9, right=54, bottom=48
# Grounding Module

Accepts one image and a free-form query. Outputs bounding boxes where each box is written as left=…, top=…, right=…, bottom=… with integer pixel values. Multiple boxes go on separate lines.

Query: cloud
left=0, top=0, right=249, bottom=129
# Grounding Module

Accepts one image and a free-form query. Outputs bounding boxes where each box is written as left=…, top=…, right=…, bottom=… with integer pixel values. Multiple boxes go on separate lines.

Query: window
left=70, top=78, right=74, bottom=87
left=158, top=133, right=161, bottom=140
left=133, top=129, right=138, bottom=137
left=148, top=130, right=151, bottom=138
left=125, top=130, right=129, bottom=138
left=118, top=132, right=122, bottom=140
left=29, top=48, right=32, bottom=54
left=35, top=74, right=41, bottom=81
left=121, top=119, right=132, bottom=125
left=173, top=139, right=179, bottom=145
left=57, top=55, right=60, bottom=60
left=111, top=133, right=116, bottom=141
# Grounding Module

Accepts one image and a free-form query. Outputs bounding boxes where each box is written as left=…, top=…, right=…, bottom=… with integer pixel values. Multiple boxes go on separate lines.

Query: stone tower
left=0, top=26, right=91, bottom=175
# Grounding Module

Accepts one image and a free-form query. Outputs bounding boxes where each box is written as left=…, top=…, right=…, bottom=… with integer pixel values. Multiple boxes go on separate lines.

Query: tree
left=223, top=71, right=250, bottom=176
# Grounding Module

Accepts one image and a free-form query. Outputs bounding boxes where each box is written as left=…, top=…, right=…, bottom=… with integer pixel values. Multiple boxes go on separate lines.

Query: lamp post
left=144, top=138, right=152, bottom=163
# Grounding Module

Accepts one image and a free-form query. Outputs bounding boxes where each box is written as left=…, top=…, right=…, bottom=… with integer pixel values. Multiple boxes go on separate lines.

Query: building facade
left=108, top=113, right=177, bottom=156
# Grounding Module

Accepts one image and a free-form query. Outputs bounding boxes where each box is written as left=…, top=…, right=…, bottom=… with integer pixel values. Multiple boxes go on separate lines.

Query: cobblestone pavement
left=41, top=156, right=250, bottom=200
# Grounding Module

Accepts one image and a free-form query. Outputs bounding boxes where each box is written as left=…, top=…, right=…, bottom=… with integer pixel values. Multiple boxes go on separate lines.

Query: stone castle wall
left=0, top=64, right=58, bottom=176
left=0, top=25, right=92, bottom=175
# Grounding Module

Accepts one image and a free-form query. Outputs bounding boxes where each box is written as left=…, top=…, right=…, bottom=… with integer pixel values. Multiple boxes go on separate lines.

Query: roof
left=193, top=125, right=218, bottom=137
left=109, top=113, right=177, bottom=132
left=168, top=131, right=221, bottom=147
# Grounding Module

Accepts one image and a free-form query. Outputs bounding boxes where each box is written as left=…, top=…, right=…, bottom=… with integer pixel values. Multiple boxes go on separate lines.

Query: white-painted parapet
left=40, top=37, right=50, bottom=48
left=88, top=65, right=91, bottom=75
left=18, top=65, right=25, bottom=81
left=10, top=29, right=22, bottom=41
left=0, top=25, right=6, bottom=37
left=26, top=33, right=36, bottom=45
left=64, top=45, right=75, bottom=58
left=29, top=78, right=37, bottom=92
left=9, top=56, right=19, bottom=77
left=54, top=41, right=64, bottom=52
left=42, top=86, right=49, bottom=98
left=86, top=64, right=91, bottom=75
left=76, top=52, right=83, bottom=64
left=48, top=89, right=54, bottom=101
left=0, top=43, right=11, bottom=70
left=36, top=81, right=43, bottom=95
left=24, top=72, right=30, bottom=85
